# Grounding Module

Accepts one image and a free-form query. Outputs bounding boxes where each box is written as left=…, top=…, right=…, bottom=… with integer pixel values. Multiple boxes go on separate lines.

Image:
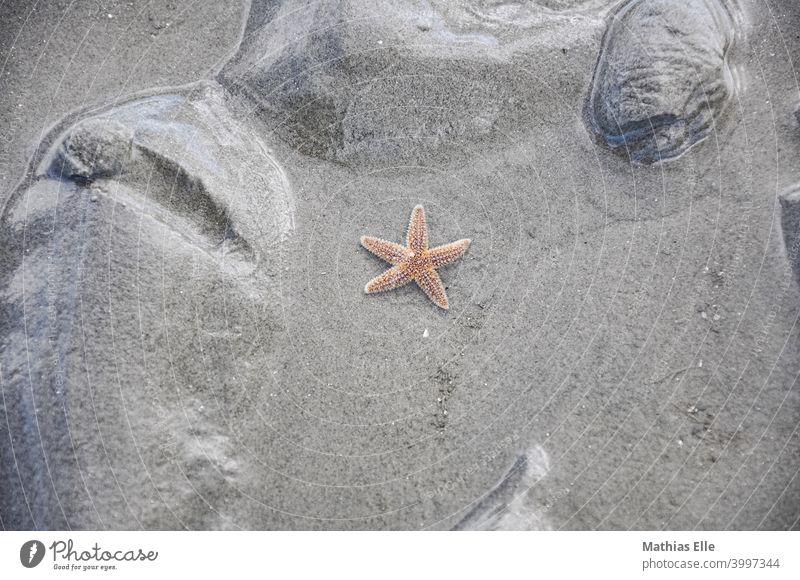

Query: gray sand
left=1, top=0, right=799, bottom=530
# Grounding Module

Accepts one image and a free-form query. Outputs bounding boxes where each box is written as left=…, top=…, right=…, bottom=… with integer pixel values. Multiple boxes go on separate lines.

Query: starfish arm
left=428, top=239, right=471, bottom=269
left=365, top=265, right=413, bottom=294
left=406, top=204, right=429, bottom=253
left=360, top=236, right=411, bottom=265
left=415, top=268, right=449, bottom=309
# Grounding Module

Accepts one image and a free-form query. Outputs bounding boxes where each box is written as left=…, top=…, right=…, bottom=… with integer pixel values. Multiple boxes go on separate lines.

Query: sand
left=1, top=0, right=798, bottom=530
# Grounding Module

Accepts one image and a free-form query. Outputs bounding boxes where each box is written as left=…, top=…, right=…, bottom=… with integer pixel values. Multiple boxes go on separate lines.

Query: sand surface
left=1, top=0, right=799, bottom=530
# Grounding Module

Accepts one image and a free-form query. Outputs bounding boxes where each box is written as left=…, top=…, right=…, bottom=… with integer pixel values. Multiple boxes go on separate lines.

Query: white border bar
left=1, top=531, right=797, bottom=579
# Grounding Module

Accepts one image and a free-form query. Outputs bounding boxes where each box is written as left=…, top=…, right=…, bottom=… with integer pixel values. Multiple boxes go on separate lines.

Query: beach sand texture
left=1, top=0, right=798, bottom=530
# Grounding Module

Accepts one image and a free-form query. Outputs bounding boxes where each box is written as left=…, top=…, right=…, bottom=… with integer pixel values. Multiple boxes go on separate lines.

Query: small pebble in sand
left=423, top=328, right=429, bottom=338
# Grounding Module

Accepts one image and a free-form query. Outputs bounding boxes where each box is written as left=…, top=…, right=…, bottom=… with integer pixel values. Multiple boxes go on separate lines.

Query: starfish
left=361, top=205, right=471, bottom=309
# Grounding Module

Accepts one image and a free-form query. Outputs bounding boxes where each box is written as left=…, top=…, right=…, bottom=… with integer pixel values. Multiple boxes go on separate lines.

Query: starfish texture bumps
left=361, top=205, right=471, bottom=309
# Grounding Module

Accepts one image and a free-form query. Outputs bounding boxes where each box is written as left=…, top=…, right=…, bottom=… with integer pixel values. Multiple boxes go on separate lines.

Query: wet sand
left=1, top=0, right=799, bottom=530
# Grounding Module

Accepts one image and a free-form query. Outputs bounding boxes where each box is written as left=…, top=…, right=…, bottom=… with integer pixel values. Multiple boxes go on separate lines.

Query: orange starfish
left=361, top=205, right=471, bottom=309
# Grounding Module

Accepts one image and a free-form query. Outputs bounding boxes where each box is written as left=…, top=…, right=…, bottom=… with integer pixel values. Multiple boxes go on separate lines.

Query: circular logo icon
left=20, top=540, right=45, bottom=568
